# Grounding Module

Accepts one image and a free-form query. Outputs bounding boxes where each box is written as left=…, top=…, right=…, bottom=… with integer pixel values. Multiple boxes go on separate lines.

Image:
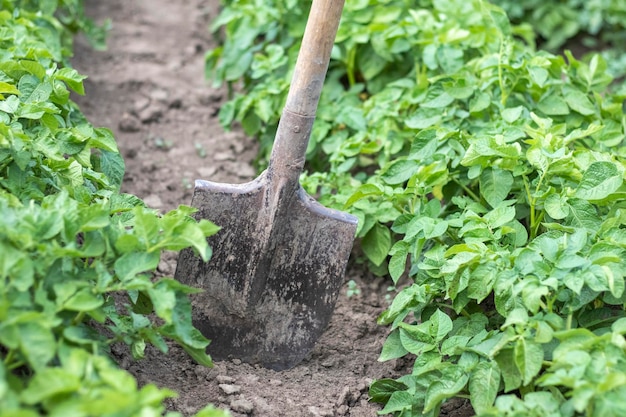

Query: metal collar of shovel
left=175, top=0, right=357, bottom=371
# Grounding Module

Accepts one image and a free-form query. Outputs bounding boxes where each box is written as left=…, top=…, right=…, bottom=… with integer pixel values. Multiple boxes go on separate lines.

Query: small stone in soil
left=199, top=93, right=223, bottom=105
left=197, top=166, right=217, bottom=178
left=218, top=384, right=241, bottom=395
left=150, top=88, right=169, bottom=102
left=307, top=406, right=333, bottom=417
left=216, top=375, right=235, bottom=384
left=336, top=386, right=351, bottom=406
left=119, top=113, right=141, bottom=132
left=232, top=358, right=242, bottom=365
left=137, top=104, right=163, bottom=123
left=213, top=151, right=233, bottom=161
left=193, top=365, right=209, bottom=378
left=143, top=194, right=163, bottom=208
left=236, top=164, right=256, bottom=179
left=133, top=96, right=150, bottom=112
left=336, top=404, right=349, bottom=416
left=230, top=398, right=254, bottom=414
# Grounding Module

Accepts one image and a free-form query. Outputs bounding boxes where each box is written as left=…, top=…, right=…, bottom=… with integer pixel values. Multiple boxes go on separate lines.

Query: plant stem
left=522, top=175, right=536, bottom=240
left=72, top=311, right=86, bottom=326
left=4, top=349, right=14, bottom=366
left=452, top=177, right=481, bottom=203
left=498, top=38, right=507, bottom=106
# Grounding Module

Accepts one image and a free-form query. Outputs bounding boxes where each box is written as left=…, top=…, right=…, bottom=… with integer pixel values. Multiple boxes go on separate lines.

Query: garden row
left=0, top=2, right=227, bottom=416
left=207, top=0, right=626, bottom=415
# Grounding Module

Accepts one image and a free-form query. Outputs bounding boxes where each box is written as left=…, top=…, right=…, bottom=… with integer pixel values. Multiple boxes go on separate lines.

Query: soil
left=71, top=1, right=475, bottom=416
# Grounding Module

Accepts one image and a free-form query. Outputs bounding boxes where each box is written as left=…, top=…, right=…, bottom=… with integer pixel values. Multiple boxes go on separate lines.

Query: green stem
left=72, top=311, right=86, bottom=326
left=6, top=352, right=26, bottom=371
left=498, top=39, right=507, bottom=106
left=452, top=177, right=481, bottom=203
left=346, top=47, right=356, bottom=87
left=523, top=176, right=537, bottom=240
left=4, top=349, right=14, bottom=366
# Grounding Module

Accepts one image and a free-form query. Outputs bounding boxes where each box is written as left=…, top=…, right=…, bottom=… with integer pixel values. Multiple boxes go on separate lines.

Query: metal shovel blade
left=175, top=170, right=357, bottom=370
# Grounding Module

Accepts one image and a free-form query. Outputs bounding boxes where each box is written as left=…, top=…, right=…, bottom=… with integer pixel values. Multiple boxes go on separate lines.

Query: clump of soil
left=72, top=1, right=474, bottom=416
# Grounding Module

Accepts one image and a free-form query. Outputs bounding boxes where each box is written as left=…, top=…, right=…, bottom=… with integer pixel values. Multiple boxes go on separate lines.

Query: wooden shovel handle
left=284, top=0, right=345, bottom=117
left=268, top=0, right=344, bottom=184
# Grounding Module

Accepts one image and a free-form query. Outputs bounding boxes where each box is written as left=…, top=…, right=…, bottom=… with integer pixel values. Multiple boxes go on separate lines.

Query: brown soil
left=72, top=1, right=475, bottom=416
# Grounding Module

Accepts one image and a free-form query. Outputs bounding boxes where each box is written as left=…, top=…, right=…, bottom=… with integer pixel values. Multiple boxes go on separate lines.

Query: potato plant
left=207, top=0, right=626, bottom=415
left=0, top=2, right=228, bottom=416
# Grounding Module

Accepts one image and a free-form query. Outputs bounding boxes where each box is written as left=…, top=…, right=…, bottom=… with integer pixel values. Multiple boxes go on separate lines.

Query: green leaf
left=565, top=198, right=601, bottom=231
left=612, top=318, right=626, bottom=334
left=344, top=183, right=383, bottom=208
left=514, top=337, right=544, bottom=386
left=20, top=76, right=51, bottom=103
left=0, top=95, right=20, bottom=113
left=538, top=95, right=570, bottom=116
left=467, top=262, right=497, bottom=302
left=423, top=368, right=469, bottom=412
left=148, top=281, right=178, bottom=323
left=409, top=128, right=438, bottom=160
left=160, top=293, right=212, bottom=365
left=422, top=91, right=454, bottom=109
left=99, top=150, right=125, bottom=190
left=485, top=3, right=511, bottom=35
left=575, top=161, right=622, bottom=200
left=381, top=159, right=418, bottom=185
left=484, top=204, right=516, bottom=229
left=399, top=323, right=436, bottom=355
left=405, top=108, right=442, bottom=129
left=469, top=91, right=490, bottom=113
left=369, top=379, right=409, bottom=404
left=20, top=368, right=81, bottom=405
left=0, top=81, right=20, bottom=95
left=563, top=85, right=595, bottom=115
left=379, top=329, right=409, bottom=361
left=480, top=168, right=514, bottom=208
left=55, top=67, right=87, bottom=95
left=114, top=251, right=160, bottom=281
left=388, top=240, right=409, bottom=284
left=429, top=309, right=454, bottom=341
left=63, top=289, right=104, bottom=312
left=362, top=223, right=391, bottom=266
left=379, top=390, right=413, bottom=414
left=502, top=308, right=529, bottom=329
left=19, top=321, right=56, bottom=371
left=469, top=360, right=501, bottom=414
left=544, top=194, right=569, bottom=219
left=501, top=106, right=523, bottom=124
left=495, top=348, right=522, bottom=392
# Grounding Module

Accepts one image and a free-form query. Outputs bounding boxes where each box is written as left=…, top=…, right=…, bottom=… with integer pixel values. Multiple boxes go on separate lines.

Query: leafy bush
left=1, top=2, right=228, bottom=416
left=492, top=0, right=626, bottom=51
left=207, top=0, right=626, bottom=415
left=491, top=0, right=626, bottom=83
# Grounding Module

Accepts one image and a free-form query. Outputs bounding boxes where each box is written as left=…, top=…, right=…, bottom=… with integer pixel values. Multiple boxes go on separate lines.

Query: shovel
left=175, top=0, right=357, bottom=371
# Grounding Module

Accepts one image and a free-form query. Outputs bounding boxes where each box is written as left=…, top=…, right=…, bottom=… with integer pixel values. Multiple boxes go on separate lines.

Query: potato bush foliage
left=0, top=2, right=228, bottom=416
left=208, top=0, right=626, bottom=415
